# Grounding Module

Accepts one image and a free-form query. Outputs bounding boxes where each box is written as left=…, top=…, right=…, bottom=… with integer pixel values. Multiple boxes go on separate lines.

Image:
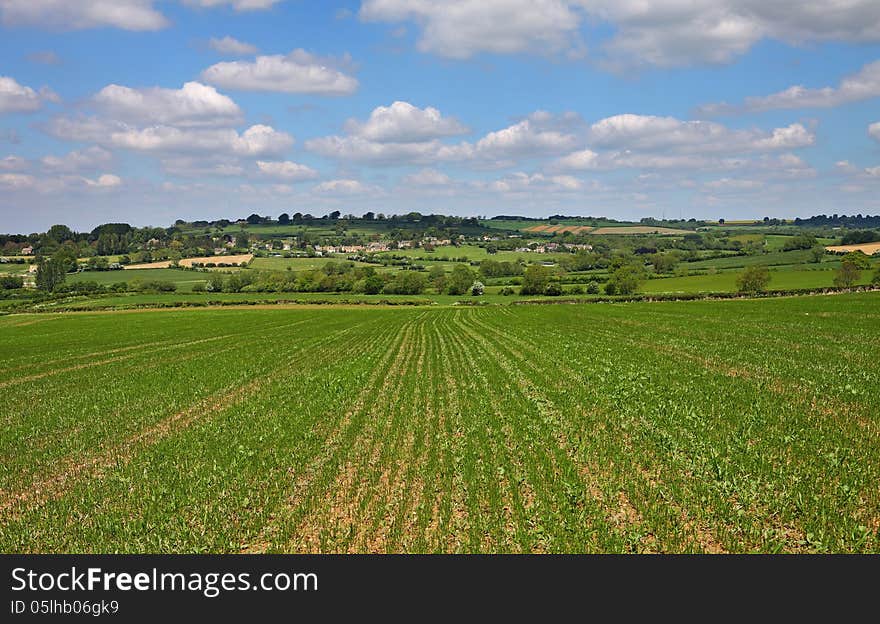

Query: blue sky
left=2, top=1, right=880, bottom=232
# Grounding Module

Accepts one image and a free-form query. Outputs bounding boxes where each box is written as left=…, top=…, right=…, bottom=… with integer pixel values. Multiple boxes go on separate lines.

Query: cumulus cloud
left=49, top=116, right=293, bottom=158
left=183, top=0, right=282, bottom=10
left=307, top=107, right=577, bottom=166
left=161, top=156, right=245, bottom=178
left=547, top=149, right=599, bottom=171
left=201, top=49, right=358, bottom=95
left=41, top=146, right=112, bottom=172
left=475, top=171, right=585, bottom=195
left=208, top=36, right=258, bottom=56
left=0, top=0, right=169, bottom=31
left=0, top=76, right=59, bottom=114
left=401, top=168, right=452, bottom=186
left=0, top=155, right=27, bottom=171
left=344, top=101, right=468, bottom=142
left=93, top=82, right=243, bottom=127
left=698, top=60, right=880, bottom=115
left=360, top=0, right=583, bottom=59
left=312, top=179, right=382, bottom=195
left=0, top=172, right=36, bottom=190
left=588, top=114, right=814, bottom=154
left=256, top=160, right=319, bottom=181
left=360, top=1, right=880, bottom=68
left=109, top=124, right=292, bottom=157
left=870, top=121, right=880, bottom=141
left=82, top=173, right=122, bottom=188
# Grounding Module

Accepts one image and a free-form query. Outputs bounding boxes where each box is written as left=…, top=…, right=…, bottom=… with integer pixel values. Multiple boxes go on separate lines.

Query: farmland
left=1, top=293, right=878, bottom=553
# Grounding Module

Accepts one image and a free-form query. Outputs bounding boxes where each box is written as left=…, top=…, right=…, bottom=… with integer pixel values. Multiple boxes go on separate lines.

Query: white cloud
left=41, top=146, right=112, bottom=172
left=0, top=155, right=27, bottom=171
left=183, top=0, right=281, bottom=10
left=0, top=172, right=36, bottom=190
left=256, top=160, right=319, bottom=181
left=344, top=101, right=468, bottom=142
left=699, top=60, right=880, bottom=115
left=49, top=117, right=293, bottom=158
left=201, top=49, right=358, bottom=95
left=82, top=173, right=122, bottom=188
left=93, top=82, right=243, bottom=127
left=704, top=178, right=764, bottom=190
left=360, top=1, right=880, bottom=68
left=864, top=166, right=880, bottom=177
left=109, top=124, right=292, bottom=157
left=477, top=171, right=584, bottom=194
left=161, top=157, right=245, bottom=177
left=474, top=117, right=578, bottom=158
left=0, top=0, right=168, bottom=31
left=307, top=110, right=577, bottom=166
left=0, top=76, right=58, bottom=114
left=401, top=168, right=452, bottom=186
left=870, top=121, right=880, bottom=141
left=313, top=179, right=382, bottom=195
left=208, top=36, right=258, bottom=56
left=550, top=148, right=599, bottom=171
left=589, top=114, right=814, bottom=153
left=305, top=135, right=470, bottom=165
left=360, top=0, right=583, bottom=59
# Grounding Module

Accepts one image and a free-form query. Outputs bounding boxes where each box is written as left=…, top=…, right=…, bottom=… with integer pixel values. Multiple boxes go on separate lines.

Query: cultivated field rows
left=0, top=294, right=878, bottom=552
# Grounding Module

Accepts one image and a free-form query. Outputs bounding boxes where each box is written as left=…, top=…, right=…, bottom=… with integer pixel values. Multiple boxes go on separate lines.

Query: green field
left=67, top=268, right=209, bottom=292
left=1, top=293, right=878, bottom=553
left=642, top=267, right=875, bottom=294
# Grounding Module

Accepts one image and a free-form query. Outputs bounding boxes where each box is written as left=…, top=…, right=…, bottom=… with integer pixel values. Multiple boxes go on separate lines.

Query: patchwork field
left=1, top=294, right=878, bottom=553
left=826, top=242, right=880, bottom=256
left=591, top=226, right=688, bottom=235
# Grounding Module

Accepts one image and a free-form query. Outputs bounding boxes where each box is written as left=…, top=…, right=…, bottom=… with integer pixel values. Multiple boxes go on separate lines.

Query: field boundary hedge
left=512, top=285, right=880, bottom=305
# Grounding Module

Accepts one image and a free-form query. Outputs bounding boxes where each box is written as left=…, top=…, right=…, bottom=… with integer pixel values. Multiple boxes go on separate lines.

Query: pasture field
left=1, top=293, right=878, bottom=553
left=642, top=267, right=875, bottom=294
left=67, top=268, right=209, bottom=292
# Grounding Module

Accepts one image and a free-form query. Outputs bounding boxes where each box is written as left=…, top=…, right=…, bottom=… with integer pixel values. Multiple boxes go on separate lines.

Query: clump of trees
left=833, top=252, right=870, bottom=288
left=604, top=264, right=645, bottom=295
left=35, top=258, right=67, bottom=291
left=194, top=261, right=432, bottom=296
left=736, top=265, right=771, bottom=293
left=0, top=275, right=24, bottom=290
left=446, top=265, right=477, bottom=295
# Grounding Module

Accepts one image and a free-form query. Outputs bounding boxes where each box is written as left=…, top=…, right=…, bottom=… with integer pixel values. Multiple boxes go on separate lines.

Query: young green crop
left=0, top=293, right=878, bottom=553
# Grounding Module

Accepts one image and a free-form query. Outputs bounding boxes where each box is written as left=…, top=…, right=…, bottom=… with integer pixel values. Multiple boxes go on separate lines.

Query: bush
left=363, top=274, right=385, bottom=295
left=605, top=264, right=645, bottom=295
left=833, top=261, right=861, bottom=288
left=471, top=281, right=485, bottom=296
left=133, top=280, right=177, bottom=293
left=0, top=275, right=23, bottom=290
left=447, top=265, right=476, bottom=295
left=544, top=282, right=563, bottom=296
left=585, top=281, right=600, bottom=294
left=736, top=265, right=771, bottom=293
left=520, top=265, right=552, bottom=295
left=500, top=286, right=515, bottom=296
left=383, top=271, right=427, bottom=295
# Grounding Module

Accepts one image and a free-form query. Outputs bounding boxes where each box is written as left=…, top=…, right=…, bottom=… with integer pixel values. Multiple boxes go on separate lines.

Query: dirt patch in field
left=125, top=254, right=254, bottom=270
left=179, top=254, right=253, bottom=267
left=124, top=261, right=172, bottom=270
